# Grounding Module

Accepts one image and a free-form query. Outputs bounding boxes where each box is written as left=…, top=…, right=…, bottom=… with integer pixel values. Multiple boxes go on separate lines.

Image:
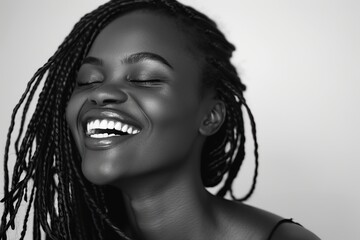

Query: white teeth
left=121, top=124, right=128, bottom=133
left=90, top=133, right=118, bottom=138
left=108, top=121, right=115, bottom=129
left=114, top=122, right=122, bottom=131
left=86, top=119, right=141, bottom=137
left=91, top=133, right=105, bottom=138
left=94, top=120, right=100, bottom=129
left=133, top=129, right=140, bottom=134
left=100, top=120, right=107, bottom=129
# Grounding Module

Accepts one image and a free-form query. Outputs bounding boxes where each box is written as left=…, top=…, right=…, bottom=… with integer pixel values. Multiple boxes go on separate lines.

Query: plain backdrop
left=0, top=0, right=359, bottom=239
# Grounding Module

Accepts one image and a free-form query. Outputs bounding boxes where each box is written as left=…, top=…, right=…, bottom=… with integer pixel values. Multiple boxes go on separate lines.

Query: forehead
left=87, top=10, right=202, bottom=79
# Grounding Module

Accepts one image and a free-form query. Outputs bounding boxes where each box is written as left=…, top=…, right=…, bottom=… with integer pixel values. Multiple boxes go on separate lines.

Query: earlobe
left=199, top=101, right=226, bottom=136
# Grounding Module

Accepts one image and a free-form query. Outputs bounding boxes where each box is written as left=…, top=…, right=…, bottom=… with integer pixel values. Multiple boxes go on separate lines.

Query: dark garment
left=267, top=218, right=302, bottom=240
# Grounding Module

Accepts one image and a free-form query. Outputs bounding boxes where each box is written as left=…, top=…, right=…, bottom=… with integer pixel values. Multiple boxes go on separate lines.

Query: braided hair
left=0, top=0, right=259, bottom=239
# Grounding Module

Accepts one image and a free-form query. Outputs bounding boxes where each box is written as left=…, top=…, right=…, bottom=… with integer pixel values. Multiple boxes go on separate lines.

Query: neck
left=116, top=160, right=218, bottom=240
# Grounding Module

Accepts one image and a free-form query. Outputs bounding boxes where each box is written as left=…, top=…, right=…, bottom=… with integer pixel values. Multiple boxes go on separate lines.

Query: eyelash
left=76, top=82, right=89, bottom=86
left=128, top=79, right=164, bottom=86
left=76, top=81, right=100, bottom=87
left=75, top=78, right=164, bottom=87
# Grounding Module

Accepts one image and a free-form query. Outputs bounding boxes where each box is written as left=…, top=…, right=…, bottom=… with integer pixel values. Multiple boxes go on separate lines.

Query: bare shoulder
left=270, top=222, right=321, bottom=240
left=212, top=196, right=282, bottom=239
left=211, top=195, right=320, bottom=240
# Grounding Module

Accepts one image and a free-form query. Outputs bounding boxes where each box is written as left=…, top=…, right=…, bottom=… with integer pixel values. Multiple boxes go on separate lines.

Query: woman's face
left=66, top=11, right=213, bottom=185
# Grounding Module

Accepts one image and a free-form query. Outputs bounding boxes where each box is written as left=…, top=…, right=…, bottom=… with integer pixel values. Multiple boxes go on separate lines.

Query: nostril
left=90, top=98, right=124, bottom=106
left=89, top=89, right=128, bottom=106
left=102, top=99, right=120, bottom=104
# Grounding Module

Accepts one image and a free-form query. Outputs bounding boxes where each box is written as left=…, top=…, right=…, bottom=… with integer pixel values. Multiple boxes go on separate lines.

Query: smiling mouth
left=86, top=119, right=141, bottom=138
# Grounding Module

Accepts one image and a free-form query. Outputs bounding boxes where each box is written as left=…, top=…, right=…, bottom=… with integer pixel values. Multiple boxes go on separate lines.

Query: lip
left=79, top=108, right=143, bottom=150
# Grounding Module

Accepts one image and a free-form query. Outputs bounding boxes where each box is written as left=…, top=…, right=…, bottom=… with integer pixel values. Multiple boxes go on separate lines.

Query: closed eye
left=75, top=68, right=104, bottom=87
left=76, top=81, right=101, bottom=87
left=129, top=79, right=165, bottom=87
left=76, top=82, right=90, bottom=86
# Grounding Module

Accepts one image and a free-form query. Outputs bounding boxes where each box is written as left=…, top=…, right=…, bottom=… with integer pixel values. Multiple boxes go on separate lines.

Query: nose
left=88, top=84, right=128, bottom=106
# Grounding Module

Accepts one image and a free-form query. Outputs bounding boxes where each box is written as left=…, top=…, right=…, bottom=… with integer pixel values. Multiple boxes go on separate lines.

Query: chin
left=80, top=156, right=126, bottom=186
left=82, top=165, right=112, bottom=185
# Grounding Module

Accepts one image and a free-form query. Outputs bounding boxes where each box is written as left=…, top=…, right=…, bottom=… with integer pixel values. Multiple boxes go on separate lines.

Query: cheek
left=138, top=92, right=201, bottom=160
left=141, top=88, right=200, bottom=127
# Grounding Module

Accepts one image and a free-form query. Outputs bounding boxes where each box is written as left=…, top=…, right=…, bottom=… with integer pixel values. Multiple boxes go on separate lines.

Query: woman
left=0, top=0, right=319, bottom=239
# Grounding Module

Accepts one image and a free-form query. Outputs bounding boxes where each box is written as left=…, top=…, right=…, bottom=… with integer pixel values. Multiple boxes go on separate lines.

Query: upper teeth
left=86, top=119, right=140, bottom=137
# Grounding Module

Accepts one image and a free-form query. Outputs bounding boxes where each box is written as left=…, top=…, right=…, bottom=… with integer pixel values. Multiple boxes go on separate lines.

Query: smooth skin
left=66, top=11, right=320, bottom=240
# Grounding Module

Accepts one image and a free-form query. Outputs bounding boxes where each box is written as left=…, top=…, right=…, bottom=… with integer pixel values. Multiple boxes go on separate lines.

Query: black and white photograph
left=0, top=1, right=359, bottom=239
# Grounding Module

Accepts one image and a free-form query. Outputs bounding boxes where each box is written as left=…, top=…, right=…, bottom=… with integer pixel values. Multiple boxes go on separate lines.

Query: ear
left=199, top=100, right=226, bottom=136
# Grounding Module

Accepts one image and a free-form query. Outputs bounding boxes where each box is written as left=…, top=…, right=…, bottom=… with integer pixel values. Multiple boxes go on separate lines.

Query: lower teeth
left=90, top=133, right=118, bottom=138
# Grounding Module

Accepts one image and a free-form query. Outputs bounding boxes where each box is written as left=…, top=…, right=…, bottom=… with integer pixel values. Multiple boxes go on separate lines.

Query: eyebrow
left=82, top=56, right=103, bottom=66
left=82, top=52, right=173, bottom=69
left=122, top=52, right=173, bottom=69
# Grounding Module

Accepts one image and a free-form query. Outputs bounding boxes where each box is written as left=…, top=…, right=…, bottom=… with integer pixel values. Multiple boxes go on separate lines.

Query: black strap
left=267, top=218, right=302, bottom=240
